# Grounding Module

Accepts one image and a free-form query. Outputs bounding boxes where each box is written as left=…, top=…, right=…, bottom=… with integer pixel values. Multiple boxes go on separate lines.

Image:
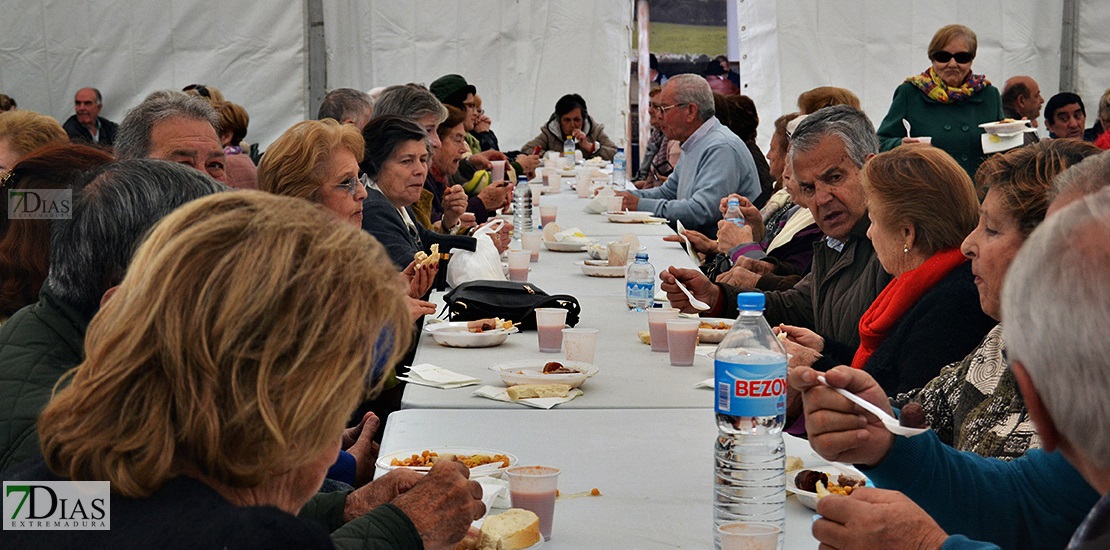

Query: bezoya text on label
left=4, top=481, right=110, bottom=530
left=7, top=189, right=73, bottom=220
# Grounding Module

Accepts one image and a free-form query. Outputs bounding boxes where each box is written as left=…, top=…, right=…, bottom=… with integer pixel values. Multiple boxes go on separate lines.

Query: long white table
left=378, top=408, right=820, bottom=549
left=403, top=179, right=714, bottom=410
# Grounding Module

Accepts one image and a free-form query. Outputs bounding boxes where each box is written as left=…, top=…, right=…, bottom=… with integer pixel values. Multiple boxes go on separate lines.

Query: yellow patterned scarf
left=905, top=67, right=989, bottom=104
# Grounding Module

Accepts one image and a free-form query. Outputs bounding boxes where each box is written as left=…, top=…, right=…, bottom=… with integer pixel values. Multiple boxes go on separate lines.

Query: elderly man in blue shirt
left=617, top=74, right=760, bottom=239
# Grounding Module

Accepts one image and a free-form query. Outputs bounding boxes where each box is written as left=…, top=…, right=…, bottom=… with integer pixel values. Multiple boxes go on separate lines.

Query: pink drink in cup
left=507, top=466, right=560, bottom=541
left=539, top=205, right=558, bottom=228
left=666, top=319, right=700, bottom=366
left=535, top=308, right=568, bottom=353
left=506, top=250, right=531, bottom=283
left=647, top=308, right=680, bottom=352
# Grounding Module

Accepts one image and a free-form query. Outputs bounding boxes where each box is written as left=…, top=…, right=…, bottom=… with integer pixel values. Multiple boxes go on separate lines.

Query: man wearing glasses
left=617, top=74, right=760, bottom=239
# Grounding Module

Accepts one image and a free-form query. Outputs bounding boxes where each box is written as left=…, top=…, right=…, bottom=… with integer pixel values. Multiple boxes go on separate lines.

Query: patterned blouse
left=892, top=324, right=1039, bottom=460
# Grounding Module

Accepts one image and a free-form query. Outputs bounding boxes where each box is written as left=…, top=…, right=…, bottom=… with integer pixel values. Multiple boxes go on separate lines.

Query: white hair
left=1002, top=186, right=1110, bottom=469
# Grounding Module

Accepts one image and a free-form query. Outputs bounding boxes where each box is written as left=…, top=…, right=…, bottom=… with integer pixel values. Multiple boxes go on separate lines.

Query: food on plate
left=899, top=401, right=930, bottom=428
left=542, top=361, right=578, bottom=374
left=699, top=320, right=730, bottom=330
left=999, top=118, right=1016, bottom=123
left=507, top=383, right=571, bottom=400
left=413, top=243, right=441, bottom=268
left=785, top=456, right=804, bottom=472
left=793, top=469, right=829, bottom=493
left=475, top=509, right=541, bottom=550
left=467, top=318, right=514, bottom=333
left=389, top=450, right=511, bottom=469
left=814, top=476, right=865, bottom=498
left=637, top=330, right=651, bottom=344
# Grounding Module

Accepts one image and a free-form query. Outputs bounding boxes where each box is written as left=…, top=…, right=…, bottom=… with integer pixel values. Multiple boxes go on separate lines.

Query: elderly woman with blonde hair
left=781, top=146, right=996, bottom=398
left=258, top=119, right=437, bottom=320
left=0, top=109, right=68, bottom=172
left=8, top=192, right=483, bottom=549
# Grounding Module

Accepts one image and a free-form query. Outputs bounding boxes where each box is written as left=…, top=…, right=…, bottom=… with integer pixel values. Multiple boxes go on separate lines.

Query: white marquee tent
left=2, top=0, right=1107, bottom=157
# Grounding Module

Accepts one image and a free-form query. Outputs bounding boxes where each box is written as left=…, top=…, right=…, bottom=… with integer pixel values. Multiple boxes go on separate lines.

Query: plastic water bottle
left=625, top=252, right=655, bottom=311
left=563, top=135, right=576, bottom=159
left=612, top=147, right=627, bottom=191
left=512, top=175, right=532, bottom=246
left=724, top=198, right=746, bottom=226
left=713, top=292, right=787, bottom=549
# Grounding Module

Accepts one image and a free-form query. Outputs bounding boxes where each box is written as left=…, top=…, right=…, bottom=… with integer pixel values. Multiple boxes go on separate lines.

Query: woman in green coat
left=876, top=24, right=1004, bottom=177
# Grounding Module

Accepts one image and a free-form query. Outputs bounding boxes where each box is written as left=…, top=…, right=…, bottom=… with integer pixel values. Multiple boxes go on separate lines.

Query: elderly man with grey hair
left=787, top=154, right=1110, bottom=550
left=318, top=87, right=374, bottom=131
left=0, top=160, right=225, bottom=474
left=115, top=91, right=227, bottom=182
left=618, top=73, right=760, bottom=239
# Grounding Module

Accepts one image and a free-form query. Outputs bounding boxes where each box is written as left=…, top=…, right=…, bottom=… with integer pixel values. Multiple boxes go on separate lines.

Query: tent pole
left=1059, top=0, right=1078, bottom=93
left=306, top=0, right=326, bottom=118
left=637, top=0, right=650, bottom=169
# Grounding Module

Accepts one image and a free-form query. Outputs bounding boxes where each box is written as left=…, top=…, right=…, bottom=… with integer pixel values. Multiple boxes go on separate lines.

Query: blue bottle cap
left=736, top=292, right=764, bottom=311
left=635, top=252, right=648, bottom=261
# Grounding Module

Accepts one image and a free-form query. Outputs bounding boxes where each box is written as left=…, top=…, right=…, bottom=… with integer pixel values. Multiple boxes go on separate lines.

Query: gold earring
left=903, top=244, right=910, bottom=253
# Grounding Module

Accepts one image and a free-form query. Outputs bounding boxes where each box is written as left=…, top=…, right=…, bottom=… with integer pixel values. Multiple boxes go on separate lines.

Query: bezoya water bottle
left=612, top=147, right=627, bottom=190
left=511, top=175, right=532, bottom=247
left=625, top=252, right=655, bottom=311
left=563, top=135, right=576, bottom=158
left=724, top=198, right=746, bottom=226
left=713, top=292, right=787, bottom=549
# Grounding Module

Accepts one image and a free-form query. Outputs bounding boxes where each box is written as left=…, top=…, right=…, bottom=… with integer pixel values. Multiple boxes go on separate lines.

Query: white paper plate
left=425, top=322, right=518, bottom=348
left=979, top=120, right=1030, bottom=134
left=377, top=447, right=518, bottom=477
left=543, top=240, right=589, bottom=252
left=695, top=317, right=735, bottom=344
left=785, top=463, right=869, bottom=510
left=489, top=360, right=599, bottom=389
left=577, top=260, right=627, bottom=278
left=604, top=211, right=652, bottom=222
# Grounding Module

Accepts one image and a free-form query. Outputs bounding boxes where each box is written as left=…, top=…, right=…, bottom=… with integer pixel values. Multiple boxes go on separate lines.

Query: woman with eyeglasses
left=876, top=24, right=1004, bottom=178
left=257, top=119, right=440, bottom=321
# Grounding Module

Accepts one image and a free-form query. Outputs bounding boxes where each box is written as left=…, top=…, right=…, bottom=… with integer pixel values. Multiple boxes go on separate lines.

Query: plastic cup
left=490, top=160, right=506, bottom=184
left=914, top=136, right=932, bottom=145
left=535, top=308, right=568, bottom=353
left=562, top=328, right=598, bottom=363
left=522, top=232, right=542, bottom=262
left=528, top=182, right=544, bottom=207
left=666, top=319, right=700, bottom=366
left=647, top=308, right=680, bottom=352
left=575, top=169, right=593, bottom=198
left=607, top=241, right=631, bottom=267
left=507, top=466, right=560, bottom=541
left=543, top=169, right=561, bottom=193
left=507, top=250, right=531, bottom=283
left=539, top=205, right=558, bottom=228
left=545, top=151, right=561, bottom=164
left=716, top=522, right=780, bottom=550
left=606, top=195, right=624, bottom=213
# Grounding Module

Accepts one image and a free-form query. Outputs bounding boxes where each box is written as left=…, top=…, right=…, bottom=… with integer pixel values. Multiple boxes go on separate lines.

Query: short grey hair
left=1049, top=151, right=1110, bottom=206
left=1002, top=186, right=1110, bottom=469
left=115, top=92, right=220, bottom=160
left=318, top=88, right=373, bottom=125
left=47, top=159, right=226, bottom=317
left=371, top=84, right=447, bottom=124
left=667, top=74, right=715, bottom=121
left=789, top=105, right=878, bottom=169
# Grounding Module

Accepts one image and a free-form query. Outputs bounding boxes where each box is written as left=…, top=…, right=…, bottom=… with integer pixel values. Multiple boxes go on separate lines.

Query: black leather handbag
left=442, top=280, right=581, bottom=331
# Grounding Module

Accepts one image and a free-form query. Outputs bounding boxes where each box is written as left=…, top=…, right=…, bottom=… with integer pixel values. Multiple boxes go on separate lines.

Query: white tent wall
left=1078, top=0, right=1110, bottom=113
left=323, top=0, right=633, bottom=154
left=0, top=1, right=307, bottom=152
left=738, top=0, right=1067, bottom=152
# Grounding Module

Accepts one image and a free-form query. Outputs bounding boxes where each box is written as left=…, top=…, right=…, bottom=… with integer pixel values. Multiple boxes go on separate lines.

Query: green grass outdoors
left=634, top=21, right=727, bottom=56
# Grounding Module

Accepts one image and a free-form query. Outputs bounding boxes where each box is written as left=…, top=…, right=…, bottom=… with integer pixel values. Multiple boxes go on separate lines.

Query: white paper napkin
left=478, top=477, right=511, bottom=510
left=396, top=363, right=481, bottom=389
left=472, top=385, right=583, bottom=409
left=695, top=378, right=714, bottom=389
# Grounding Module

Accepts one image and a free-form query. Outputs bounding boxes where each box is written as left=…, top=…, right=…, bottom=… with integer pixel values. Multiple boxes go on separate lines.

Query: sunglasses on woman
left=931, top=51, right=973, bottom=64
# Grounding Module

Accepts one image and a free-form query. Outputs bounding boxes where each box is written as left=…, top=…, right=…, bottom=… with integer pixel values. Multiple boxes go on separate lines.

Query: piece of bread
left=506, top=384, right=571, bottom=400
left=637, top=330, right=651, bottom=344
left=477, top=509, right=541, bottom=550
left=414, top=243, right=441, bottom=268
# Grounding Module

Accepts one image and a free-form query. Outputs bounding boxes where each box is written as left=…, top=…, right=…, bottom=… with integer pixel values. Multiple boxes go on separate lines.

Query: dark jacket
left=819, top=261, right=996, bottom=396
left=0, top=284, right=90, bottom=473
left=62, top=115, right=118, bottom=147
left=2, top=459, right=422, bottom=550
left=361, top=187, right=477, bottom=272
left=720, top=216, right=892, bottom=352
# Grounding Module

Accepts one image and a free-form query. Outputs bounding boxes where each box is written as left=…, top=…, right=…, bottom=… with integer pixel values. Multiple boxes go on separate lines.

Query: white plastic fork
left=816, top=375, right=928, bottom=437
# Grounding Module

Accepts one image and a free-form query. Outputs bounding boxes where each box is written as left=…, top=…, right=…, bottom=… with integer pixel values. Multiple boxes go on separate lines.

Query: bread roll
left=477, top=509, right=541, bottom=550
left=506, top=384, right=571, bottom=400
